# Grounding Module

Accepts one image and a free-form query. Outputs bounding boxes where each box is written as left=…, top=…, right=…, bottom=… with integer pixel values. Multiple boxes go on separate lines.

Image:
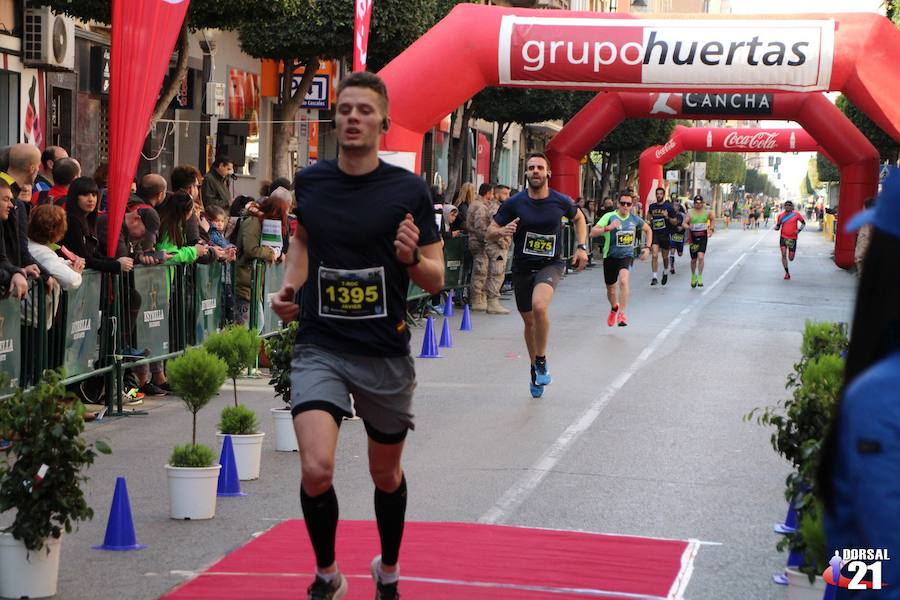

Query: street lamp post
left=199, top=29, right=217, bottom=173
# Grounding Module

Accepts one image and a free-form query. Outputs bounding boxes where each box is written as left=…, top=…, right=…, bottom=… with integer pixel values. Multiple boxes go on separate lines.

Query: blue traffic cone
left=217, top=435, right=247, bottom=497
left=439, top=317, right=453, bottom=348
left=93, top=476, right=146, bottom=551
left=442, top=290, right=454, bottom=317
left=774, top=499, right=798, bottom=534
left=772, top=548, right=803, bottom=585
left=418, top=316, right=441, bottom=358
left=459, top=304, right=473, bottom=331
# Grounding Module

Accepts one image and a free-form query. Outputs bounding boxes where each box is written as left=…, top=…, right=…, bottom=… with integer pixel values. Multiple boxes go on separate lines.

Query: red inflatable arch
left=379, top=4, right=900, bottom=167
left=639, top=125, right=823, bottom=209
left=543, top=91, right=879, bottom=268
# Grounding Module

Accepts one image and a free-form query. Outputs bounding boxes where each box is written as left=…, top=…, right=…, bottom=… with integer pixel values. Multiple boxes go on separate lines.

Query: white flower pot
left=165, top=464, right=221, bottom=520
left=0, top=533, right=61, bottom=598
left=271, top=408, right=298, bottom=452
left=216, top=432, right=266, bottom=480
left=786, top=567, right=827, bottom=600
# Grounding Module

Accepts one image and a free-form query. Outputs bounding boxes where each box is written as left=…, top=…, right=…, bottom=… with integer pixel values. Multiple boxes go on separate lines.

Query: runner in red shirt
left=774, top=200, right=806, bottom=280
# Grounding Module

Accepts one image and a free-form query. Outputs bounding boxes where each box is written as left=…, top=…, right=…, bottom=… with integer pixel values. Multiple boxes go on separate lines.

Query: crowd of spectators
left=0, top=143, right=291, bottom=406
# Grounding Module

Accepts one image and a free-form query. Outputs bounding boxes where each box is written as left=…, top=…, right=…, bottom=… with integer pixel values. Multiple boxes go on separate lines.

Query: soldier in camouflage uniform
left=467, top=183, right=510, bottom=314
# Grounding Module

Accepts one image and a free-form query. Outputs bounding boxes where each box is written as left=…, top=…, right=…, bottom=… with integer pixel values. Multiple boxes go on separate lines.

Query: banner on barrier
left=133, top=268, right=170, bottom=357
left=63, top=270, right=102, bottom=378
left=261, top=262, right=285, bottom=336
left=195, top=262, right=223, bottom=343
left=0, top=296, right=20, bottom=389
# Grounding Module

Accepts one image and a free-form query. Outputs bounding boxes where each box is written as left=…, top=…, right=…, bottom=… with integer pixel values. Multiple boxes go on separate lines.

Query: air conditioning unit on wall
left=23, top=7, right=75, bottom=71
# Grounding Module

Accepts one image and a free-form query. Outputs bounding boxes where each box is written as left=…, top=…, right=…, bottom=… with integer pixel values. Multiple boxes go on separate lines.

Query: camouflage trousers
left=469, top=239, right=507, bottom=300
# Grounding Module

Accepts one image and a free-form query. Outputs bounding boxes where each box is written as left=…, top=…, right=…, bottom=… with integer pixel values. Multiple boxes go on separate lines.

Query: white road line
left=668, top=539, right=701, bottom=599
left=194, top=571, right=669, bottom=599
left=479, top=230, right=771, bottom=526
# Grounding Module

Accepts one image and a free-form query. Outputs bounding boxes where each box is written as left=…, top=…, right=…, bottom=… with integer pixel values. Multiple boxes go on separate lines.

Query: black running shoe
left=371, top=556, right=400, bottom=600
left=307, top=573, right=347, bottom=600
left=661, top=272, right=668, bottom=286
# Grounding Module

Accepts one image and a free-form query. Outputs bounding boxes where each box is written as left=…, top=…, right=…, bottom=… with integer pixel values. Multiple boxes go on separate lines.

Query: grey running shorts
left=290, top=344, right=416, bottom=443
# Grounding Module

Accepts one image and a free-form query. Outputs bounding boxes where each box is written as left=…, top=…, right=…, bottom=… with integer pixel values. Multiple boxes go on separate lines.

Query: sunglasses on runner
left=619, top=201, right=633, bottom=206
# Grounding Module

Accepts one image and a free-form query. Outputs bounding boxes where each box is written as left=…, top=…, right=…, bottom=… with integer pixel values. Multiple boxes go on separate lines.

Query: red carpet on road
left=163, top=520, right=695, bottom=599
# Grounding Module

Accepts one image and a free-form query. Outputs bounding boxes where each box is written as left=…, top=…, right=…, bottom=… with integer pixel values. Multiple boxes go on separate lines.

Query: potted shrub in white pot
left=786, top=503, right=830, bottom=600
left=265, top=321, right=298, bottom=451
left=166, top=347, right=227, bottom=520
left=216, top=405, right=265, bottom=480
left=204, top=325, right=260, bottom=407
left=0, top=370, right=111, bottom=598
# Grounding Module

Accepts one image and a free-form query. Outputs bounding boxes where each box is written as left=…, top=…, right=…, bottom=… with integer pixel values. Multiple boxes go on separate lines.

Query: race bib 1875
left=318, top=266, right=387, bottom=319
left=523, top=231, right=556, bottom=257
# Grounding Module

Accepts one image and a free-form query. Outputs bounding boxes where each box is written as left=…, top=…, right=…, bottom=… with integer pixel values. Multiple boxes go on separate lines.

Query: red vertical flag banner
left=353, top=0, right=373, bottom=72
left=106, top=0, right=191, bottom=257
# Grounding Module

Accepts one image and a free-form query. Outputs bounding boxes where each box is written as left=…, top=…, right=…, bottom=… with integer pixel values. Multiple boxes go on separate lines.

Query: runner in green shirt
left=591, top=191, right=651, bottom=327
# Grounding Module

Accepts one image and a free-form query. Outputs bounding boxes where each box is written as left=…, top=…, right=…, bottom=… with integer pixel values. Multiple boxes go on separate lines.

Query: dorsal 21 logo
left=824, top=549, right=890, bottom=590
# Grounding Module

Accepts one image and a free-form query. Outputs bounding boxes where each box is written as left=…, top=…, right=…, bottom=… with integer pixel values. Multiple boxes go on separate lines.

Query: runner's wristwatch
left=399, top=247, right=421, bottom=267
left=576, top=243, right=588, bottom=252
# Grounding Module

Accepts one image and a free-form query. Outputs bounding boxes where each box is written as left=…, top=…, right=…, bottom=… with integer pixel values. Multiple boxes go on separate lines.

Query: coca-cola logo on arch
left=655, top=139, right=677, bottom=159
left=723, top=131, right=780, bottom=150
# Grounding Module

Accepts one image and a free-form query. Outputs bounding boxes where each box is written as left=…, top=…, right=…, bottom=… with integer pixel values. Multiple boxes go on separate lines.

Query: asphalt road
left=19, top=221, right=855, bottom=600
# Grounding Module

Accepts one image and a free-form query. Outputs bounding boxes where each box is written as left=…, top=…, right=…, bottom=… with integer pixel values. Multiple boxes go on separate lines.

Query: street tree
left=816, top=153, right=840, bottom=183
left=467, top=88, right=580, bottom=194
left=596, top=119, right=676, bottom=198
left=835, top=95, right=900, bottom=164
left=239, top=0, right=450, bottom=179
left=744, top=168, right=770, bottom=195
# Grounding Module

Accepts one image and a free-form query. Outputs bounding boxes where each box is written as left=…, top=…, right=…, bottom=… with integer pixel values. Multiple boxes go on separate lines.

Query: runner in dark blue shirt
left=488, top=152, right=588, bottom=398
left=646, top=187, right=677, bottom=286
left=271, top=72, right=443, bottom=600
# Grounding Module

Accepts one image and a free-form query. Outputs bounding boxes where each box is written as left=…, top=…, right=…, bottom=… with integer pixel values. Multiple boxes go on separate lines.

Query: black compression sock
left=535, top=355, right=546, bottom=366
left=300, top=485, right=339, bottom=569
left=374, top=475, right=407, bottom=567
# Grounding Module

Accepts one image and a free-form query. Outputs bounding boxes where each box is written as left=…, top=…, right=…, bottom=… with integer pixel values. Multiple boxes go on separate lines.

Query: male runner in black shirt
left=488, top=152, right=588, bottom=398
left=272, top=72, right=444, bottom=600
left=646, top=187, right=677, bottom=286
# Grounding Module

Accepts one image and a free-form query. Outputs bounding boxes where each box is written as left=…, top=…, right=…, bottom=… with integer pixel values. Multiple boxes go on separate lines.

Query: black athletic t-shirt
left=647, top=201, right=675, bottom=233
left=493, top=189, right=577, bottom=273
left=293, top=160, right=440, bottom=357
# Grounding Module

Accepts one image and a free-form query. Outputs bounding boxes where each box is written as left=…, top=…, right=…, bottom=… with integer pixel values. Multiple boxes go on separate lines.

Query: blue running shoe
left=529, top=365, right=544, bottom=398
left=534, top=358, right=551, bottom=386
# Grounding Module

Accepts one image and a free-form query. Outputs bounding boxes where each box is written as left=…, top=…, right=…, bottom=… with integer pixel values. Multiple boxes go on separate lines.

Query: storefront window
left=0, top=70, right=20, bottom=146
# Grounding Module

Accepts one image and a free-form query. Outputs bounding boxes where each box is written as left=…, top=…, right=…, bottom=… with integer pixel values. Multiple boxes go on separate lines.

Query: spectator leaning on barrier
left=27, top=204, right=82, bottom=290
left=97, top=205, right=161, bottom=266
left=17, top=182, right=32, bottom=205
left=201, top=155, right=233, bottom=211
left=0, top=145, right=45, bottom=285
left=0, top=179, right=30, bottom=299
left=205, top=205, right=237, bottom=253
left=61, top=177, right=132, bottom=274
left=34, top=146, right=67, bottom=193
left=156, top=191, right=209, bottom=265
left=134, top=173, right=168, bottom=209
left=453, top=182, right=475, bottom=233
left=234, top=188, right=290, bottom=325
left=44, top=157, right=81, bottom=206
